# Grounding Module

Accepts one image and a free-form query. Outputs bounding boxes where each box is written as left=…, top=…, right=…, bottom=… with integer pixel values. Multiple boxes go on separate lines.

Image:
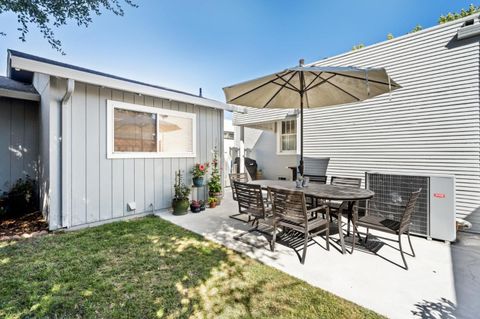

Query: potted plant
left=191, top=162, right=209, bottom=187
left=172, top=170, right=191, bottom=215
left=208, top=197, right=218, bottom=208
left=190, top=200, right=201, bottom=213
left=199, top=200, right=206, bottom=211
left=208, top=147, right=223, bottom=205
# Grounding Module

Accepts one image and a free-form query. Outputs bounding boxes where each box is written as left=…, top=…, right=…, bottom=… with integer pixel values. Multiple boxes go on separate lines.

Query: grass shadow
left=0, top=215, right=383, bottom=318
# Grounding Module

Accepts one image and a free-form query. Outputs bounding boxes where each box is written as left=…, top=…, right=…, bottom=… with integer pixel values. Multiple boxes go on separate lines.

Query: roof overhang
left=8, top=50, right=244, bottom=112
left=0, top=87, right=40, bottom=101
left=233, top=109, right=298, bottom=131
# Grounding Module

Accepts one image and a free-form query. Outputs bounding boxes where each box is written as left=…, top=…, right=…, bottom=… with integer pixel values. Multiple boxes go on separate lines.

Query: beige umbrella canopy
left=223, top=59, right=400, bottom=174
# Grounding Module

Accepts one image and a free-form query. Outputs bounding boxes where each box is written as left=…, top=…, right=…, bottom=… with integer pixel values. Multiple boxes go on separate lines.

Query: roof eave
left=9, top=52, right=243, bottom=112
left=0, top=87, right=40, bottom=101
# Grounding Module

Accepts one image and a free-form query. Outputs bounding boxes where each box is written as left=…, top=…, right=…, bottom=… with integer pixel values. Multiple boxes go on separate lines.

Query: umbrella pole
left=299, top=92, right=304, bottom=176
left=299, top=64, right=305, bottom=177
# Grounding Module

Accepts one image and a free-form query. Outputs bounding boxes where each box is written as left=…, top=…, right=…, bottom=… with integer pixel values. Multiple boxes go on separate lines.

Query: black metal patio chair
left=268, top=186, right=329, bottom=264
left=354, top=189, right=421, bottom=270
left=229, top=173, right=251, bottom=222
left=232, top=181, right=272, bottom=240
left=329, top=176, right=362, bottom=235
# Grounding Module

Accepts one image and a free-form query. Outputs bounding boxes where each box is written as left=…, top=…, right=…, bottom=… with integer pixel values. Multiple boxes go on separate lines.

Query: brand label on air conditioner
left=433, top=193, right=446, bottom=198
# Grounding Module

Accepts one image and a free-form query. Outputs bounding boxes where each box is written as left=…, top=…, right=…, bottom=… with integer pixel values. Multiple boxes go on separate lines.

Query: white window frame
left=276, top=118, right=299, bottom=155
left=107, top=100, right=196, bottom=158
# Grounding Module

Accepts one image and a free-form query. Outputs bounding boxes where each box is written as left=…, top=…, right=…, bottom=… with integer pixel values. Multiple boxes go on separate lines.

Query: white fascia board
left=10, top=55, right=244, bottom=112
left=0, top=87, right=40, bottom=101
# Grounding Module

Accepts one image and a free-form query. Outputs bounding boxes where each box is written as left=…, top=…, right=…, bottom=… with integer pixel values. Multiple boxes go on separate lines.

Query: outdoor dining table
left=249, top=179, right=375, bottom=254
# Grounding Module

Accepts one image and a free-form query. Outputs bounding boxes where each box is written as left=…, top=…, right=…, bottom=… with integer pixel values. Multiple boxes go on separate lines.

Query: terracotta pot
left=210, top=192, right=223, bottom=205
left=209, top=202, right=217, bottom=208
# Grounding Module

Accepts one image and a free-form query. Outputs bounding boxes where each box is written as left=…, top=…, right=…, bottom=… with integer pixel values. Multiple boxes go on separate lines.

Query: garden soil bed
left=0, top=211, right=48, bottom=241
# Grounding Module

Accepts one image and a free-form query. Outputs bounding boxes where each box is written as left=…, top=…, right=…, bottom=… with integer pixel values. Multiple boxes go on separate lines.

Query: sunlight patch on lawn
left=51, top=284, right=61, bottom=292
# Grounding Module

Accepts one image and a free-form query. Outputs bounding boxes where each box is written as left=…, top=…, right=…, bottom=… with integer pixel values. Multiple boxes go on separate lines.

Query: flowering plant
left=191, top=162, right=209, bottom=178
left=190, top=199, right=201, bottom=207
left=208, top=148, right=222, bottom=194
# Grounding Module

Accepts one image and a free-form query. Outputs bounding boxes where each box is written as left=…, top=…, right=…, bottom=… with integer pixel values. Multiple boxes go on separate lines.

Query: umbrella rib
left=272, top=81, right=300, bottom=92
left=274, top=74, right=301, bottom=92
left=304, top=71, right=324, bottom=91
left=329, top=72, right=398, bottom=87
left=324, top=79, right=361, bottom=101
left=229, top=71, right=293, bottom=102
left=304, top=74, right=337, bottom=91
left=263, top=72, right=298, bottom=108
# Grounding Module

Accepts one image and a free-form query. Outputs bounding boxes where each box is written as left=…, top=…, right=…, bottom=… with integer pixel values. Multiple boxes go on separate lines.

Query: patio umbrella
left=223, top=59, right=400, bottom=174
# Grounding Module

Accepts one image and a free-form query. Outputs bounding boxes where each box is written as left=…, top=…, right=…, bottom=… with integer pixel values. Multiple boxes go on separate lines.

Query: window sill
left=107, top=152, right=197, bottom=159
left=276, top=151, right=298, bottom=156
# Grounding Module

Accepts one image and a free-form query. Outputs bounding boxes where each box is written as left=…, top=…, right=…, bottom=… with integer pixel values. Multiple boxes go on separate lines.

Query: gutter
left=9, top=52, right=243, bottom=113
left=61, top=79, right=74, bottom=228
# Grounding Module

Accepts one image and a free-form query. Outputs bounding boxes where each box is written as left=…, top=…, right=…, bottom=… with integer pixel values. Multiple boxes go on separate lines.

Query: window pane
left=158, top=115, right=193, bottom=153
left=280, top=119, right=297, bottom=152
left=114, top=109, right=157, bottom=152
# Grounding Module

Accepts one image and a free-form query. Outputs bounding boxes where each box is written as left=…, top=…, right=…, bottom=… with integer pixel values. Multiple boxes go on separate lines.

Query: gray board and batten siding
left=233, top=17, right=480, bottom=231
left=0, top=97, right=39, bottom=194
left=35, top=76, right=223, bottom=230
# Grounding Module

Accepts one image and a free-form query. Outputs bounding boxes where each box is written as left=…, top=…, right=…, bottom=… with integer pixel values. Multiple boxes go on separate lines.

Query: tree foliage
left=386, top=33, right=394, bottom=40
left=409, top=24, right=423, bottom=33
left=0, top=0, right=137, bottom=54
left=439, top=4, right=480, bottom=24
left=351, top=43, right=365, bottom=51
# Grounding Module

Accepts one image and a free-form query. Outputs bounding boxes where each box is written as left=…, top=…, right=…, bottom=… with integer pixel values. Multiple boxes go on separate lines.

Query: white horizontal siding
left=235, top=18, right=480, bottom=230
left=308, top=19, right=480, bottom=223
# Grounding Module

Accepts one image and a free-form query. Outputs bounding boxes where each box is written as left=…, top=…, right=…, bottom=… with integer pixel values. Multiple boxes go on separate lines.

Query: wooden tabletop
left=250, top=179, right=374, bottom=201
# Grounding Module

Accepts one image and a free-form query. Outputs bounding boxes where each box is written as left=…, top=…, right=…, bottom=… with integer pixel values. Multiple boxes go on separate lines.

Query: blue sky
left=0, top=0, right=475, bottom=112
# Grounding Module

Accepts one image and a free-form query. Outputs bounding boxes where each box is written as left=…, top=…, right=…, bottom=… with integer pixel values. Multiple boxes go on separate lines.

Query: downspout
left=61, top=79, right=74, bottom=228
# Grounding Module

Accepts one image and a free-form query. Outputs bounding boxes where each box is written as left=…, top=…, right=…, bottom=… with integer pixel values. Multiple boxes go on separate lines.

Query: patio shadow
left=411, top=298, right=456, bottom=319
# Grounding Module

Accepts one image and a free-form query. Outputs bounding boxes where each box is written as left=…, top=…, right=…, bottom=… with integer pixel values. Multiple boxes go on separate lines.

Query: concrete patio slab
left=158, top=189, right=480, bottom=319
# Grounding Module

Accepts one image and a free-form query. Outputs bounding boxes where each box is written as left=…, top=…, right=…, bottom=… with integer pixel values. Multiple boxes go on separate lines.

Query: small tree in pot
left=172, top=170, right=191, bottom=215
left=208, top=147, right=222, bottom=205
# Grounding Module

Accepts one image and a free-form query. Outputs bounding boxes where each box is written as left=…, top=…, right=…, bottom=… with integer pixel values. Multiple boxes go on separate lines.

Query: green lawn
left=0, top=216, right=383, bottom=319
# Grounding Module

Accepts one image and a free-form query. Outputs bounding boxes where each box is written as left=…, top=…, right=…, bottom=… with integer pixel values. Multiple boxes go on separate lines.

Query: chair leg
left=365, top=228, right=369, bottom=243
left=399, top=234, right=408, bottom=270
left=351, top=225, right=356, bottom=254
left=326, top=225, right=330, bottom=251
left=270, top=223, right=277, bottom=252
left=301, top=233, right=308, bottom=264
left=407, top=230, right=415, bottom=257
left=346, top=214, right=351, bottom=237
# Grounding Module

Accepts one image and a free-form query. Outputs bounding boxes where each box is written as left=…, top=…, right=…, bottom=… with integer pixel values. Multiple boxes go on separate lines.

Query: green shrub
left=0, top=176, right=38, bottom=218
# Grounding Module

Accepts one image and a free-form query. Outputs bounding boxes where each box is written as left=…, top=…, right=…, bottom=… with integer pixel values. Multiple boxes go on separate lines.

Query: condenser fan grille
left=366, top=173, right=430, bottom=235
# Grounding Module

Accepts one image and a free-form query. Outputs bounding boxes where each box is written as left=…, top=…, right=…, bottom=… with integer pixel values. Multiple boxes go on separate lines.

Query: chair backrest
left=302, top=157, right=330, bottom=176
left=267, top=187, right=307, bottom=225
left=230, top=173, right=250, bottom=201
left=233, top=181, right=267, bottom=218
left=399, top=189, right=422, bottom=233
left=331, top=176, right=362, bottom=188
left=304, top=174, right=327, bottom=184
